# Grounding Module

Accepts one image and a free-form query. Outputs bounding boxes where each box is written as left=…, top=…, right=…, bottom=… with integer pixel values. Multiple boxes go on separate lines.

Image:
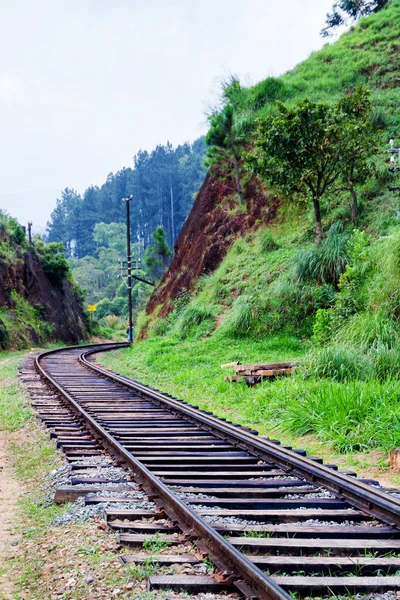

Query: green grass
left=0, top=350, right=32, bottom=430
left=237, top=1, right=400, bottom=135
left=0, top=348, right=68, bottom=596
left=98, top=334, right=306, bottom=433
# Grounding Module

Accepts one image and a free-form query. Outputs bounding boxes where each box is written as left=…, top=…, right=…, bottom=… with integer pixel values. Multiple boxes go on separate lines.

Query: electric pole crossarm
left=131, top=273, right=155, bottom=286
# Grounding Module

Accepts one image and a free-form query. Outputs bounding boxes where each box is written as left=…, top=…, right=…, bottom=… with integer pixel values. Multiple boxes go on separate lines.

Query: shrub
left=0, top=292, right=54, bottom=349
left=34, top=240, right=71, bottom=285
left=152, top=317, right=170, bottom=337
left=104, top=315, right=121, bottom=330
left=96, top=298, right=113, bottom=319
left=312, top=308, right=334, bottom=345
left=250, top=77, right=288, bottom=109
left=370, top=345, right=400, bottom=381
left=0, top=316, right=9, bottom=349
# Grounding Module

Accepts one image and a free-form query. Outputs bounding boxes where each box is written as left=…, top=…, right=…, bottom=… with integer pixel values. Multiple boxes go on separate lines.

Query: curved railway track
left=32, top=342, right=400, bottom=599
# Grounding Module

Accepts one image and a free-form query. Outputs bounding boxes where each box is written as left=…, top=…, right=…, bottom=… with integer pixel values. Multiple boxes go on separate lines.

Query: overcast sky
left=0, top=0, right=337, bottom=228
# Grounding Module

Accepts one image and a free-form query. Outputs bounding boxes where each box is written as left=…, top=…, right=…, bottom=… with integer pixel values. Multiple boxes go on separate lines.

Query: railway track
left=29, top=342, right=400, bottom=599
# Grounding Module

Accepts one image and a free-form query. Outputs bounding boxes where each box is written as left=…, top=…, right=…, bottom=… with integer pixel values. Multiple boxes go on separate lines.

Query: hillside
left=144, top=0, right=400, bottom=325
left=0, top=211, right=87, bottom=349
left=98, top=2, right=400, bottom=466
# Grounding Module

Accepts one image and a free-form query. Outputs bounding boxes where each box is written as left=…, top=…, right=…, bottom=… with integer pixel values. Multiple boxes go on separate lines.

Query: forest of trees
left=46, top=138, right=206, bottom=258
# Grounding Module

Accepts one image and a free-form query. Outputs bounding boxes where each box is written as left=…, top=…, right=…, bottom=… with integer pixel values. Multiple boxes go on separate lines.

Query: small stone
left=112, top=589, right=121, bottom=596
left=86, top=576, right=94, bottom=584
left=124, top=582, right=134, bottom=590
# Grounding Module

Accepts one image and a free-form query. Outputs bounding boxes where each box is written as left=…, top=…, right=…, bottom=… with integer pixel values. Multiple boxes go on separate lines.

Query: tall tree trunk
left=348, top=178, right=358, bottom=222
left=232, top=152, right=244, bottom=205
left=170, top=177, right=175, bottom=246
left=313, top=196, right=322, bottom=244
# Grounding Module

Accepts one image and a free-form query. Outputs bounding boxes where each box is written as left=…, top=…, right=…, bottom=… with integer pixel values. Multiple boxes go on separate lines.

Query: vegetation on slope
left=0, top=210, right=87, bottom=349
left=106, top=3, right=400, bottom=460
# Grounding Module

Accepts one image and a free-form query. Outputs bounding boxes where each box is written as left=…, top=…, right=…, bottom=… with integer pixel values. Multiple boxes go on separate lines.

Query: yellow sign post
left=87, top=304, right=97, bottom=312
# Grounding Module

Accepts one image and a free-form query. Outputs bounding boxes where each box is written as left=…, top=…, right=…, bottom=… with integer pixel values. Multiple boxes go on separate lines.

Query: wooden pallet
left=222, top=361, right=297, bottom=385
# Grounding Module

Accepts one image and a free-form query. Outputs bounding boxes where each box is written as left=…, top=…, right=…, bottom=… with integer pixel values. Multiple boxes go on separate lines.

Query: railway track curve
left=33, top=342, right=400, bottom=599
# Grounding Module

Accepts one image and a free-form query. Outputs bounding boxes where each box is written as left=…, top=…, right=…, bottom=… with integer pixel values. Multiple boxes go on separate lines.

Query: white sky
left=0, top=0, right=337, bottom=228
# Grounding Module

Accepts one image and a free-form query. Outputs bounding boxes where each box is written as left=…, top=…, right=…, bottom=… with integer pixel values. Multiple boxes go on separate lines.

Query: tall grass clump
left=175, top=301, right=217, bottom=339
left=336, top=312, right=399, bottom=352
left=277, top=377, right=400, bottom=452
left=295, top=223, right=349, bottom=286
left=260, top=230, right=280, bottom=252
left=218, top=296, right=257, bottom=338
left=306, top=346, right=373, bottom=382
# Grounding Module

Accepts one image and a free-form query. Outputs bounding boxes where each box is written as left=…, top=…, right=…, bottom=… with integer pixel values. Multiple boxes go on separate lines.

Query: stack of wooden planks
left=222, top=361, right=297, bottom=385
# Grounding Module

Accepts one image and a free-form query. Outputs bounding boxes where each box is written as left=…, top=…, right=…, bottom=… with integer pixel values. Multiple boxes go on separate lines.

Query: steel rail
left=81, top=346, right=400, bottom=529
left=35, top=343, right=291, bottom=600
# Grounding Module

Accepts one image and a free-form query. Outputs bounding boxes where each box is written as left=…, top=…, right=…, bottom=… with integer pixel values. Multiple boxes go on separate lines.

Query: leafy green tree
left=206, top=103, right=244, bottom=204
left=335, top=88, right=378, bottom=221
left=34, top=238, right=71, bottom=285
left=144, top=226, right=172, bottom=280
left=248, top=90, right=377, bottom=242
left=321, top=0, right=390, bottom=36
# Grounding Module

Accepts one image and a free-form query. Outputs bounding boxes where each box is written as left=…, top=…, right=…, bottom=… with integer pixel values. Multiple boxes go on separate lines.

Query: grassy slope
left=244, top=2, right=400, bottom=126
left=101, top=5, right=400, bottom=481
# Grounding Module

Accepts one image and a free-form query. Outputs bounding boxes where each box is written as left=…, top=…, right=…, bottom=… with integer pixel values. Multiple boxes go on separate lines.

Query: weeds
left=126, top=558, right=159, bottom=581
left=142, top=534, right=171, bottom=554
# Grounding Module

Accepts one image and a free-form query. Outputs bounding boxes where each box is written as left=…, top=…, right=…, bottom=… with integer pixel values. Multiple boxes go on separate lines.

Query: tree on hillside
left=321, top=0, right=391, bottom=36
left=335, top=88, right=378, bottom=221
left=206, top=104, right=245, bottom=204
left=144, top=226, right=172, bottom=280
left=248, top=90, right=377, bottom=242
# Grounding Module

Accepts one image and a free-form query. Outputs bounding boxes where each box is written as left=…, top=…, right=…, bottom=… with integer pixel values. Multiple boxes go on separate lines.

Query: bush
left=34, top=240, right=71, bottom=285
left=104, top=315, right=122, bottom=330
left=0, top=316, right=9, bottom=349
left=0, top=292, right=54, bottom=349
left=250, top=77, right=288, bottom=109
left=152, top=317, right=170, bottom=337
left=96, top=298, right=113, bottom=319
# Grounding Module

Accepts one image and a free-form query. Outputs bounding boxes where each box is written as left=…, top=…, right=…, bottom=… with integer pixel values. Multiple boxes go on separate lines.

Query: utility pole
left=119, top=195, right=156, bottom=344
left=389, top=139, right=400, bottom=192
left=27, top=222, right=32, bottom=244
left=123, top=195, right=134, bottom=343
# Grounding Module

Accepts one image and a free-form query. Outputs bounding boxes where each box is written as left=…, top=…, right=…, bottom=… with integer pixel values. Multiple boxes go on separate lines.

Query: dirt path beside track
left=0, top=433, right=20, bottom=599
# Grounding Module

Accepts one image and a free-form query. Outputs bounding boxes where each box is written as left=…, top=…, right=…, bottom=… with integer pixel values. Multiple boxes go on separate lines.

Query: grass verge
left=97, top=337, right=399, bottom=488
left=0, top=349, right=187, bottom=599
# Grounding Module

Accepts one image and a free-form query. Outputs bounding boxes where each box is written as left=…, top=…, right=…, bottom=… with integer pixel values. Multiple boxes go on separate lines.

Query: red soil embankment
left=145, top=172, right=279, bottom=325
